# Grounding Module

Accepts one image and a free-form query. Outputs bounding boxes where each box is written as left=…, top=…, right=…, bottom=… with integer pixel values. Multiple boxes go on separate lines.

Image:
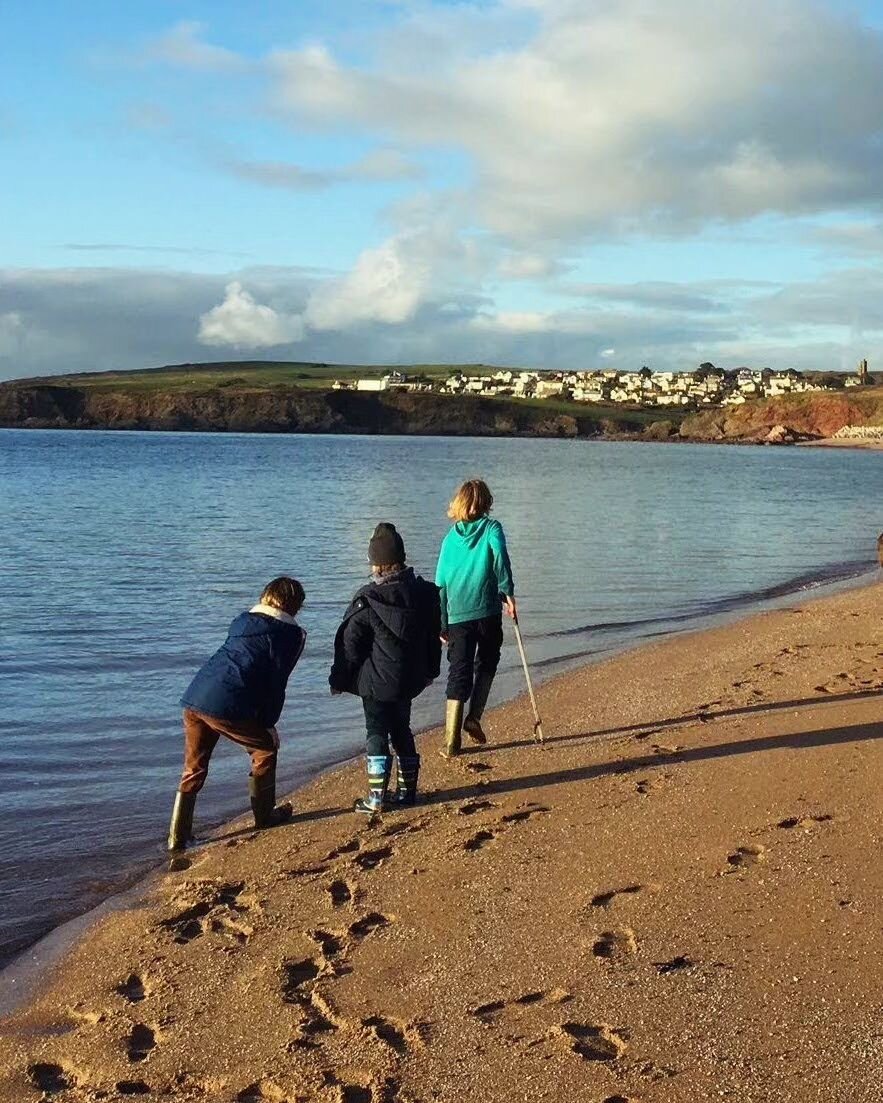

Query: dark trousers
left=179, top=708, right=278, bottom=794
left=362, top=698, right=416, bottom=759
left=445, top=614, right=503, bottom=701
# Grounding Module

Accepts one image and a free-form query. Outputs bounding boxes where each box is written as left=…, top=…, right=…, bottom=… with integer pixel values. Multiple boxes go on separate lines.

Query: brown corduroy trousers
left=179, top=708, right=279, bottom=794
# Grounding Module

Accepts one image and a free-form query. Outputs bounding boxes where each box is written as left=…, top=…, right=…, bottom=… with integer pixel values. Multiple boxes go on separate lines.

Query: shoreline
left=5, top=421, right=883, bottom=451
left=1, top=578, right=881, bottom=1100
left=1, top=560, right=876, bottom=992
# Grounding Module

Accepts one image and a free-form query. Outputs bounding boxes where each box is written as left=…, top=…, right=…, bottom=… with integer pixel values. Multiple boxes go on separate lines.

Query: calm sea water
left=0, top=429, right=880, bottom=964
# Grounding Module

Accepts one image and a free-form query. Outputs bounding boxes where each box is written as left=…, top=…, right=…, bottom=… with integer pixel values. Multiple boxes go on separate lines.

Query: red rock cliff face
left=0, top=384, right=626, bottom=438
left=680, top=390, right=883, bottom=441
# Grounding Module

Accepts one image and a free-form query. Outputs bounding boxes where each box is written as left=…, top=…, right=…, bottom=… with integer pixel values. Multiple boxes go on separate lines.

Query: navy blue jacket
left=329, top=568, right=441, bottom=702
left=181, top=611, right=306, bottom=727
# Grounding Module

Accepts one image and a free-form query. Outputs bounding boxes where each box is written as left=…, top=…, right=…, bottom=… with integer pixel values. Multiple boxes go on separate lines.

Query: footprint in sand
left=126, top=1023, right=157, bottom=1063
left=327, top=878, right=359, bottom=908
left=157, top=880, right=254, bottom=945
left=285, top=863, right=331, bottom=880
left=457, top=799, right=499, bottom=816
left=286, top=978, right=349, bottom=1047
left=348, top=912, right=391, bottom=940
left=282, top=957, right=323, bottom=1002
left=354, top=846, right=393, bottom=871
left=592, top=927, right=638, bottom=961
left=653, top=955, right=695, bottom=975
left=501, top=804, right=551, bottom=824
left=116, top=973, right=147, bottom=1003
left=463, top=761, right=493, bottom=774
left=116, top=1080, right=152, bottom=1096
left=777, top=813, right=833, bottom=830
left=551, top=1022, right=628, bottom=1062
left=333, top=1084, right=373, bottom=1103
left=325, top=838, right=362, bottom=861
left=309, top=928, right=348, bottom=958
left=464, top=828, right=497, bottom=852
left=322, top=1070, right=396, bottom=1103
left=725, top=844, right=766, bottom=871
left=361, top=1015, right=428, bottom=1055
left=463, top=805, right=550, bottom=852
left=236, top=1079, right=289, bottom=1102
left=27, top=1063, right=80, bottom=1095
left=590, top=883, right=659, bottom=909
left=470, top=989, right=571, bottom=1022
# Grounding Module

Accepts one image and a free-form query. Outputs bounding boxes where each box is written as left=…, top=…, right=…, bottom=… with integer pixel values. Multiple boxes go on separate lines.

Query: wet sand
left=1, top=581, right=881, bottom=1102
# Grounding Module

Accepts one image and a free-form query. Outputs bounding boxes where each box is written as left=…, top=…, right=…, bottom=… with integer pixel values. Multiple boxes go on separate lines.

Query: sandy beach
left=798, top=439, right=883, bottom=451
left=1, top=581, right=881, bottom=1103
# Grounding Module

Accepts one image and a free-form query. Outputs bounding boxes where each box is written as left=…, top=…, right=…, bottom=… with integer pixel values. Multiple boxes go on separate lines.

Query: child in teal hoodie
left=435, top=478, right=516, bottom=756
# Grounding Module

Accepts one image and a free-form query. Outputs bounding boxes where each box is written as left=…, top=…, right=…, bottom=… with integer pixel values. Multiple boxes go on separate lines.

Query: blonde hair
left=448, top=478, right=493, bottom=522
left=260, top=576, right=305, bottom=616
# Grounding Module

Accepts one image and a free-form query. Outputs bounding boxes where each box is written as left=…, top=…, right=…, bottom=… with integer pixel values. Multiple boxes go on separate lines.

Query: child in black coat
left=330, top=523, right=441, bottom=812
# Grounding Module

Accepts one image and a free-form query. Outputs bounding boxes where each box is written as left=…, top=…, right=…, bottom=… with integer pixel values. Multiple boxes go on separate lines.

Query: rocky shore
left=0, top=383, right=644, bottom=439
left=1, top=580, right=881, bottom=1102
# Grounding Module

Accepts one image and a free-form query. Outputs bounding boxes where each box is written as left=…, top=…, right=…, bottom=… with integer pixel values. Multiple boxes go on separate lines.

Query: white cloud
left=198, top=281, right=304, bottom=347
left=305, top=236, right=426, bottom=329
left=471, top=310, right=551, bottom=333
left=6, top=256, right=883, bottom=383
left=268, top=0, right=883, bottom=242
left=145, top=21, right=247, bottom=73
left=497, top=253, right=559, bottom=280
left=305, top=223, right=486, bottom=330
left=600, top=347, right=616, bottom=359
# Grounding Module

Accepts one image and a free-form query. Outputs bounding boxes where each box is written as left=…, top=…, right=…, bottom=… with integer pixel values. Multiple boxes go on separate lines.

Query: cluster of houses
left=332, top=362, right=871, bottom=410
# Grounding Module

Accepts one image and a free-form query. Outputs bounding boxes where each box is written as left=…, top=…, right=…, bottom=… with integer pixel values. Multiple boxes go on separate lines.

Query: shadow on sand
left=209, top=691, right=882, bottom=834
left=460, top=687, right=883, bottom=755
left=425, top=717, right=883, bottom=806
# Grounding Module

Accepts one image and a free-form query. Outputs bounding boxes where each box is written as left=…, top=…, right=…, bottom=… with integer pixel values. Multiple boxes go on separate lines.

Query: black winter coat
left=329, top=568, right=441, bottom=702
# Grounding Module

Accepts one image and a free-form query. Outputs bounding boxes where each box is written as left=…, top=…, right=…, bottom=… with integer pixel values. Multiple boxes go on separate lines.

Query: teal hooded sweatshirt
left=435, top=516, right=514, bottom=628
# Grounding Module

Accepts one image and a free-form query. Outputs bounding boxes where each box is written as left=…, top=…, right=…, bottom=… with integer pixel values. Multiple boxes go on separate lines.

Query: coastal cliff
left=680, top=388, right=883, bottom=442
left=0, top=382, right=647, bottom=438
left=2, top=369, right=882, bottom=443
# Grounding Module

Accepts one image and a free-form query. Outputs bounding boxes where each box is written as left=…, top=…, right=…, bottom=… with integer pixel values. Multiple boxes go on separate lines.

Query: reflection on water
left=0, top=429, right=880, bottom=963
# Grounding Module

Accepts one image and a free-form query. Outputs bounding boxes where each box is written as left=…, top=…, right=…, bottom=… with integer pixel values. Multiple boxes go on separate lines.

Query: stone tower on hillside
left=858, top=358, right=869, bottom=384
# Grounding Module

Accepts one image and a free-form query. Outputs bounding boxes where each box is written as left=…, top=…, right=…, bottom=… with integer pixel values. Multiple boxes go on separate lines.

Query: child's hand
left=502, top=595, right=517, bottom=620
left=439, top=632, right=449, bottom=644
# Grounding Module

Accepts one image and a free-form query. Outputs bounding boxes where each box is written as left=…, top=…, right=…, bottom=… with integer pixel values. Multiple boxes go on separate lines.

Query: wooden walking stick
left=512, top=613, right=545, bottom=744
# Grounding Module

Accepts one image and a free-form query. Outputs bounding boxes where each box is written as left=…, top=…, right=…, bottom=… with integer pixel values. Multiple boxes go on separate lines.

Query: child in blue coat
left=168, top=576, right=306, bottom=852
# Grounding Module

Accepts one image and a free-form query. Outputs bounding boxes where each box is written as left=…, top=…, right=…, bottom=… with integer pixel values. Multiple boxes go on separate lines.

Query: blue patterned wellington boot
left=354, top=755, right=393, bottom=814
left=393, top=754, right=421, bottom=806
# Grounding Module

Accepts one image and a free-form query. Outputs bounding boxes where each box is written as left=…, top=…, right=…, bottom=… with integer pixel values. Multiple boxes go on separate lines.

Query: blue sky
left=3, top=0, right=883, bottom=378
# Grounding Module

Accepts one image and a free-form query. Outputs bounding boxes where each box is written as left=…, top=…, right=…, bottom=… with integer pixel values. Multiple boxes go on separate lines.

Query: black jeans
left=445, top=614, right=503, bottom=701
left=363, top=698, right=417, bottom=758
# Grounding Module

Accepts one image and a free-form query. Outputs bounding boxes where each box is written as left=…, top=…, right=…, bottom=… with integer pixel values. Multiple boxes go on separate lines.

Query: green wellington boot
left=440, top=699, right=464, bottom=758
left=167, top=791, right=197, bottom=852
left=463, top=671, right=494, bottom=745
left=249, top=772, right=294, bottom=829
left=393, top=754, right=421, bottom=806
left=355, top=755, right=393, bottom=814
